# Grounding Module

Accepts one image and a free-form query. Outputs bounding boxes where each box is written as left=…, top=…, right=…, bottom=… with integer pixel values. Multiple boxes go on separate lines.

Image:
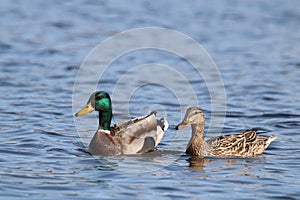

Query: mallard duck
left=175, top=107, right=276, bottom=158
left=75, top=91, right=168, bottom=156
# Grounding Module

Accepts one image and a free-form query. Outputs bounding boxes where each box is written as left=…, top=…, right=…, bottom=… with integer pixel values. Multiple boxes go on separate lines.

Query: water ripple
left=1, top=0, right=300, bottom=199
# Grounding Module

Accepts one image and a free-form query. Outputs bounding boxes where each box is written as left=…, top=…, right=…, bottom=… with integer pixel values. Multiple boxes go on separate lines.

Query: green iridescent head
left=94, top=91, right=112, bottom=112
left=75, top=91, right=112, bottom=130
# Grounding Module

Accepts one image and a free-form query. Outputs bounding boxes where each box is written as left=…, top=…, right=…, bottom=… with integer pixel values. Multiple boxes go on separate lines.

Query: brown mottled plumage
left=176, top=107, right=276, bottom=158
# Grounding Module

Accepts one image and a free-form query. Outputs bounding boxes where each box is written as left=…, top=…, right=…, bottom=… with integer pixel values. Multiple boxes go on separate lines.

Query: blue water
left=1, top=0, right=300, bottom=199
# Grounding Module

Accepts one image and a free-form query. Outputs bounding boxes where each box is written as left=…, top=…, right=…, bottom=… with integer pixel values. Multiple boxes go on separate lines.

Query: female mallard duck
left=175, top=107, right=276, bottom=158
left=75, top=91, right=168, bottom=156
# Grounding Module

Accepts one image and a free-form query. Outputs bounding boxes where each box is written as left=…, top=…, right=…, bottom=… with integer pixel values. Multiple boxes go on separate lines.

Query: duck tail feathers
left=157, top=118, right=169, bottom=131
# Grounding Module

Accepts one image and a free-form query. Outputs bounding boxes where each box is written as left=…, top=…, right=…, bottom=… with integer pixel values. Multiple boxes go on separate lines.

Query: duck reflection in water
left=187, top=156, right=212, bottom=173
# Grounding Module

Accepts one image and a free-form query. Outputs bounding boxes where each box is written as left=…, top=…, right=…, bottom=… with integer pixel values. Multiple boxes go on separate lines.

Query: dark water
left=1, top=0, right=300, bottom=199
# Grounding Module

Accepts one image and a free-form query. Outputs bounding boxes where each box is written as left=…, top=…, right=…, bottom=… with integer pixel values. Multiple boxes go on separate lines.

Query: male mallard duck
left=75, top=91, right=168, bottom=156
left=175, top=107, right=276, bottom=158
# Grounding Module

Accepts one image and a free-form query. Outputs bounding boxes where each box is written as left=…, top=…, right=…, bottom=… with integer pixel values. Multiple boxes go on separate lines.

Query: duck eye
left=95, top=96, right=103, bottom=101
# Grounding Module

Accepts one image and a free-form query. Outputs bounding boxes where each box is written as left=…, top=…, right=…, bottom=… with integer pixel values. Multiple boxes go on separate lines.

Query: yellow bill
left=75, top=102, right=95, bottom=116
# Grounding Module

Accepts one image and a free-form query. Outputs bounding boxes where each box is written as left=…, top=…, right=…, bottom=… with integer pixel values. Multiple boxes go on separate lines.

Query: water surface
left=1, top=0, right=300, bottom=199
